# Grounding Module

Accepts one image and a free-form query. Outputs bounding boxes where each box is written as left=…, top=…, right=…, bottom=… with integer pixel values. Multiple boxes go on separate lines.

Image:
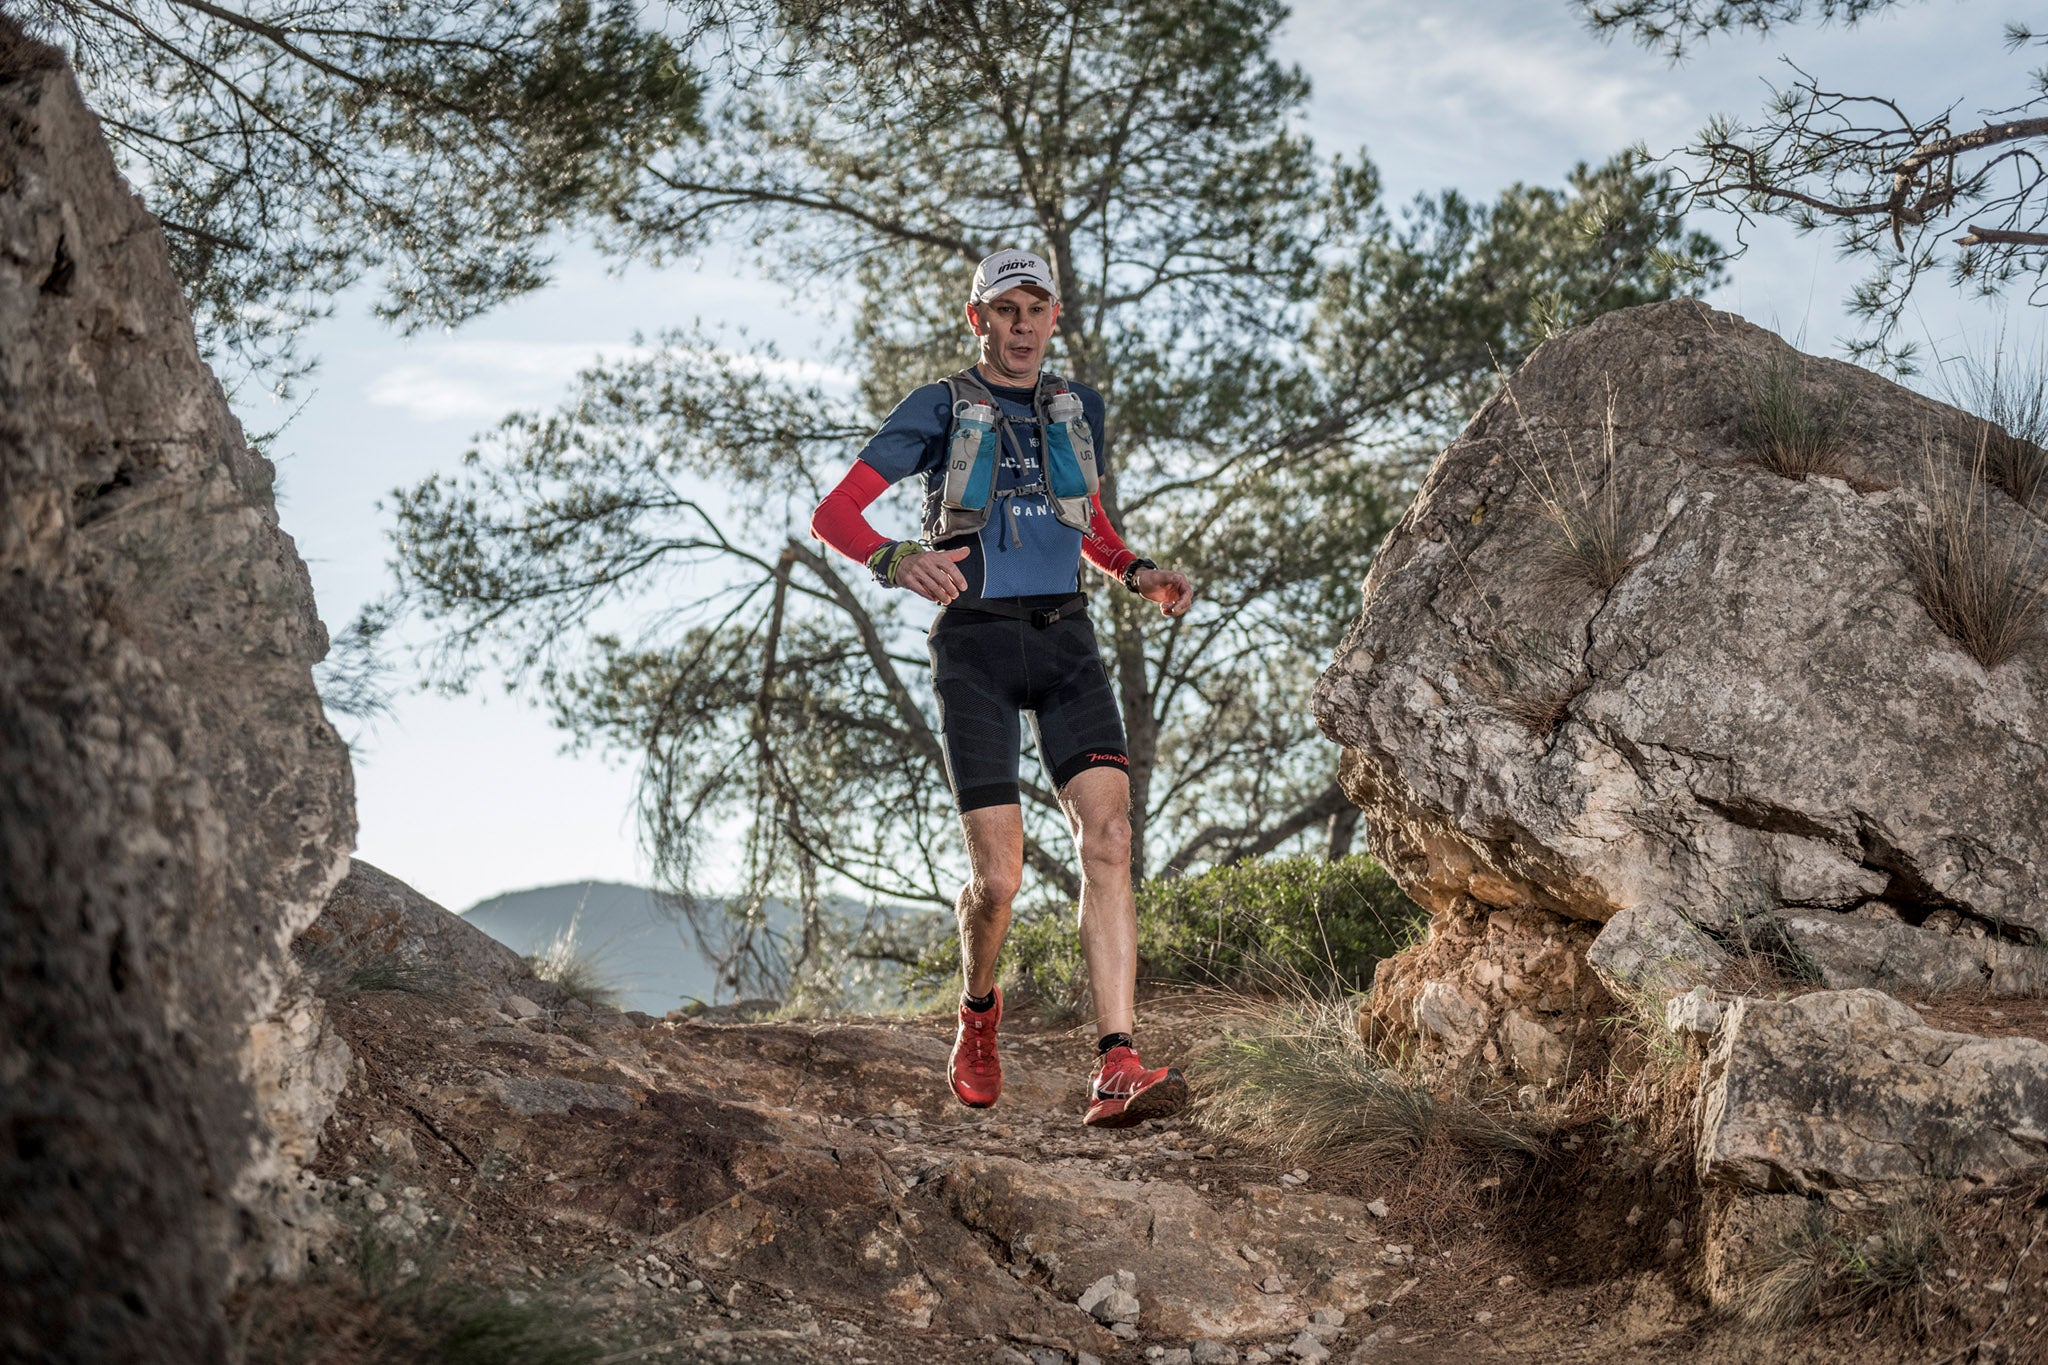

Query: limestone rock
left=239, top=972, right=353, bottom=1275
left=1585, top=907, right=1728, bottom=999
left=1698, top=989, right=2048, bottom=1193
left=1316, top=301, right=2048, bottom=1064
left=1662, top=988, right=1728, bottom=1041
left=1776, top=914, right=2046, bottom=995
left=939, top=1157, right=1376, bottom=1340
left=0, top=27, right=353, bottom=1361
left=1078, top=1270, right=1141, bottom=1325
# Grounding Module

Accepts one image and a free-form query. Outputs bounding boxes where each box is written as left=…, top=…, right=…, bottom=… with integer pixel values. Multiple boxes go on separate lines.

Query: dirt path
left=240, top=984, right=1772, bottom=1365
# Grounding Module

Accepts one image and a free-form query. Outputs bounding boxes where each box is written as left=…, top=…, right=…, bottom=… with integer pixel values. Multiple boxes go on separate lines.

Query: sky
left=262, top=0, right=2036, bottom=913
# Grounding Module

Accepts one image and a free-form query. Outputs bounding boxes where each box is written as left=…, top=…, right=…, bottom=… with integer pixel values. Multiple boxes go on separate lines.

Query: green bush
left=909, top=854, right=1426, bottom=1009
left=1133, top=854, right=1425, bottom=991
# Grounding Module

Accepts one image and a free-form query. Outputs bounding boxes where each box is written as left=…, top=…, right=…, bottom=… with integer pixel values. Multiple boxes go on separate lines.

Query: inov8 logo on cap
left=969, top=249, right=1059, bottom=303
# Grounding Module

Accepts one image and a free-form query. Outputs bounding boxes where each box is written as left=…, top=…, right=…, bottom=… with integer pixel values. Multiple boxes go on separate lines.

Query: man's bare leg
left=948, top=803, right=1022, bottom=1108
left=1059, top=767, right=1136, bottom=1038
left=1062, top=766, right=1184, bottom=1126
left=957, top=804, right=1024, bottom=996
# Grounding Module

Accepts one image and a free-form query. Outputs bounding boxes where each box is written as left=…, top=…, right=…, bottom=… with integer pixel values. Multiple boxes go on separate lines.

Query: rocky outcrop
left=302, top=858, right=543, bottom=997
left=1317, top=300, right=2047, bottom=1082
left=0, top=28, right=353, bottom=1363
left=1697, top=989, right=2048, bottom=1194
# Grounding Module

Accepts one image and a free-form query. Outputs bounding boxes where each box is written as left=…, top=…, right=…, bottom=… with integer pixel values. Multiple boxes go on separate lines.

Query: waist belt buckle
left=1031, top=605, right=1059, bottom=629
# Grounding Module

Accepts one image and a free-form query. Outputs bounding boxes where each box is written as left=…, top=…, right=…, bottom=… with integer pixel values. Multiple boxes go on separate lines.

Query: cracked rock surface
left=1699, top=989, right=2048, bottom=1193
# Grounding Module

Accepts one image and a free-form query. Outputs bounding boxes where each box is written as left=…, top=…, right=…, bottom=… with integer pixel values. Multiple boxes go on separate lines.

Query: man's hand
left=1134, top=567, right=1194, bottom=618
left=898, top=547, right=971, bottom=604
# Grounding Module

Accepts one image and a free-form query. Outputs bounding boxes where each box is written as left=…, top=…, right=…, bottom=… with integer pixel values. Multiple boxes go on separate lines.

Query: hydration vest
left=930, top=368, right=1099, bottom=545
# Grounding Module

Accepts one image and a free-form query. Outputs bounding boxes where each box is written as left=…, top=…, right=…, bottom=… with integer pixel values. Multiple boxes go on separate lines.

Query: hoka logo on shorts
left=1088, top=752, right=1128, bottom=765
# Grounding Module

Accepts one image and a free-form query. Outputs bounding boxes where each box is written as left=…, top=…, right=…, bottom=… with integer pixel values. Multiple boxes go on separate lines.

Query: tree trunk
left=1325, top=804, right=1360, bottom=861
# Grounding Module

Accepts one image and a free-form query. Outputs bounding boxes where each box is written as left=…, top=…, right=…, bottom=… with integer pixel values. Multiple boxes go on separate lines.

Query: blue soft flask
left=949, top=400, right=999, bottom=510
left=1043, top=390, right=1093, bottom=498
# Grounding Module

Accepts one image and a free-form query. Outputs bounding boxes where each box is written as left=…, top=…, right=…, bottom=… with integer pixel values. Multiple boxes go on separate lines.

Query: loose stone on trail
left=1077, top=1270, right=1141, bottom=1326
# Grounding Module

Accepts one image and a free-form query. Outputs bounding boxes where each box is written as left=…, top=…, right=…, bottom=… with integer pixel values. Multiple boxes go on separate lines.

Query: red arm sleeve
left=810, top=459, right=895, bottom=565
left=1081, top=490, right=1139, bottom=578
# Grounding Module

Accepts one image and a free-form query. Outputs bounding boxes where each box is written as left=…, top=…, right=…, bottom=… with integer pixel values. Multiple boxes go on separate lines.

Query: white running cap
left=969, top=249, right=1058, bottom=304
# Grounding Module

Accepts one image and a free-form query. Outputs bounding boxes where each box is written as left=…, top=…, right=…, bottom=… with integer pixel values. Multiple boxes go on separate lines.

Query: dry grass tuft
left=1500, top=376, right=1650, bottom=594
left=1711, top=911, right=1825, bottom=997
left=1946, top=346, right=2048, bottom=509
left=1193, top=993, right=1549, bottom=1171
left=1740, top=360, right=1851, bottom=481
left=1900, top=444, right=2048, bottom=669
left=527, top=915, right=622, bottom=1011
left=1480, top=665, right=1586, bottom=738
left=1729, top=1194, right=1947, bottom=1331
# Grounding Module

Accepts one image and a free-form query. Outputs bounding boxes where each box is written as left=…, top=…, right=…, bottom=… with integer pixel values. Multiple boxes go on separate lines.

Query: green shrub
left=911, top=854, right=1427, bottom=1012
left=996, top=911, right=1094, bottom=1022
left=1133, top=854, right=1425, bottom=991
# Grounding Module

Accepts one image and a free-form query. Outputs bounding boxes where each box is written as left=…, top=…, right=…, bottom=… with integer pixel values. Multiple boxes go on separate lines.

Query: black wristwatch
left=1119, top=558, right=1157, bottom=593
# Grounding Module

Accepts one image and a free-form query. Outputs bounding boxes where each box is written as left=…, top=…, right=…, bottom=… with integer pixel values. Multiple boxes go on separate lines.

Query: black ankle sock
left=963, top=988, right=997, bottom=1014
left=1096, top=1031, right=1133, bottom=1055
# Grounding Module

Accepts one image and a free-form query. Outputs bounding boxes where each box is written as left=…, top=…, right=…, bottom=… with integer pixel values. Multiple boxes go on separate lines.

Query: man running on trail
left=810, top=248, right=1195, bottom=1128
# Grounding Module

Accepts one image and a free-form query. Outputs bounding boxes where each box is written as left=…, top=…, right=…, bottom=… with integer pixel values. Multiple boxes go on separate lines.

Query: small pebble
left=1365, top=1198, right=1389, bottom=1219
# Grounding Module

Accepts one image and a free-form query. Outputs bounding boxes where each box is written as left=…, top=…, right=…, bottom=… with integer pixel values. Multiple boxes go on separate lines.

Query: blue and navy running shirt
left=855, top=368, right=1109, bottom=601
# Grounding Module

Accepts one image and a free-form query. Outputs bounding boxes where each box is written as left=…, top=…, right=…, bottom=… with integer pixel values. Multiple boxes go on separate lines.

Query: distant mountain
left=461, top=881, right=717, bottom=1015
left=459, top=881, right=931, bottom=1015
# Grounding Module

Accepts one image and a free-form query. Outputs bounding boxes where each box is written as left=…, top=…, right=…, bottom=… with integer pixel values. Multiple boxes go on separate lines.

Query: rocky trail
left=240, top=869, right=1804, bottom=1365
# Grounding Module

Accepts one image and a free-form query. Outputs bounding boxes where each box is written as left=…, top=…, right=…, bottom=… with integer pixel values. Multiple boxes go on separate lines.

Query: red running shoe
left=1083, top=1043, right=1188, bottom=1128
left=948, top=987, right=1003, bottom=1108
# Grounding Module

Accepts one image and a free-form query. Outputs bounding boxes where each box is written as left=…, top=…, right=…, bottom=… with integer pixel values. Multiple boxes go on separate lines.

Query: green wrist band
left=868, top=540, right=923, bottom=587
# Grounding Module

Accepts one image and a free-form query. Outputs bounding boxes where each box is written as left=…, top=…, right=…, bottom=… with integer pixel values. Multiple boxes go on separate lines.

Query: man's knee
left=1077, top=812, right=1132, bottom=874
left=965, top=865, right=1022, bottom=914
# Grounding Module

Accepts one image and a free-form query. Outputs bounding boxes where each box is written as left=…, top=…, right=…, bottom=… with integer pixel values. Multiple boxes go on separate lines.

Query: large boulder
left=1315, top=300, right=2047, bottom=1077
left=0, top=28, right=353, bottom=1363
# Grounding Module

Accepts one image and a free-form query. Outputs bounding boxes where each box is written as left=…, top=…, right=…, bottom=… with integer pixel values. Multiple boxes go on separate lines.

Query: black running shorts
left=928, top=599, right=1130, bottom=813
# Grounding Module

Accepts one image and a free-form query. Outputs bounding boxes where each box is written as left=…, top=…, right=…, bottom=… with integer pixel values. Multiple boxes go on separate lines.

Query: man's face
left=967, top=287, right=1059, bottom=384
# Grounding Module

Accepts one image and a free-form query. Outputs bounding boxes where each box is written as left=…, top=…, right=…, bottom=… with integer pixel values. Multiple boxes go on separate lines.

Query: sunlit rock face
left=1317, top=299, right=2047, bottom=1082
left=0, top=26, right=354, bottom=1361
